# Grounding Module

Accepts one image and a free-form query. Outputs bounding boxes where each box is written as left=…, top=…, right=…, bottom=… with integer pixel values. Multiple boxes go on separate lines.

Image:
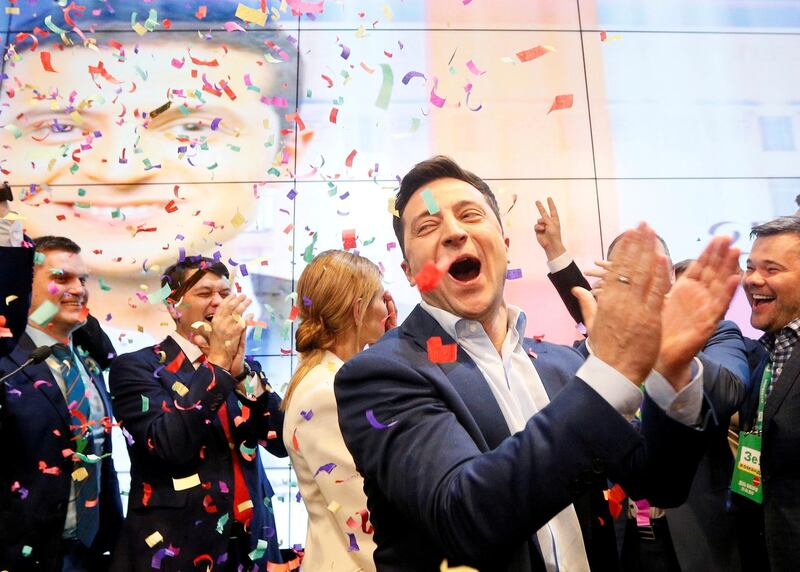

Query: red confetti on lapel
left=427, top=336, right=458, bottom=364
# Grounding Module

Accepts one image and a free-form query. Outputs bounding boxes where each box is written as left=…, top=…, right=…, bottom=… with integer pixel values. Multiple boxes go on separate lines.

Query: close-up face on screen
left=3, top=0, right=799, bottom=550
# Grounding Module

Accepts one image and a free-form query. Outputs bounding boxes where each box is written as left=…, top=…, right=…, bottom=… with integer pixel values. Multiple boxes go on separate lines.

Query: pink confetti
left=465, top=60, right=485, bottom=76
left=430, top=78, right=446, bottom=108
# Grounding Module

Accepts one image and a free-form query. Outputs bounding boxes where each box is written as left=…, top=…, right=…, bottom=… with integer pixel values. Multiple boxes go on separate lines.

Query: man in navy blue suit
left=0, top=235, right=123, bottom=571
left=334, top=156, right=744, bottom=571
left=109, top=256, right=287, bottom=571
left=534, top=197, right=748, bottom=572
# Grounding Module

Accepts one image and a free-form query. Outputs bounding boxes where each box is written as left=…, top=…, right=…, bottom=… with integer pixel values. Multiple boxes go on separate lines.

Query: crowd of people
left=1, top=155, right=798, bottom=572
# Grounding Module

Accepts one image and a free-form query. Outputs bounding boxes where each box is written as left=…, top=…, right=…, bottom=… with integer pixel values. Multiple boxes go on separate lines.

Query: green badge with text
left=730, top=432, right=763, bottom=504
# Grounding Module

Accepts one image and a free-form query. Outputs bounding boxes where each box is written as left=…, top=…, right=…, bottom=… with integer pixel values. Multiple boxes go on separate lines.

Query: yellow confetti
left=69, top=110, right=84, bottom=125
left=230, top=210, right=246, bottom=228
left=441, top=561, right=478, bottom=572
left=5, top=7, right=20, bottom=14
left=235, top=3, right=267, bottom=25
left=190, top=321, right=212, bottom=332
left=388, top=197, right=399, bottom=217
left=5, top=295, right=18, bottom=304
left=383, top=4, right=393, bottom=20
left=171, top=381, right=189, bottom=397
left=237, top=499, right=254, bottom=512
left=132, top=22, right=147, bottom=36
left=72, top=467, right=89, bottom=482
left=327, top=501, right=341, bottom=513
left=145, top=531, right=163, bottom=547
left=172, top=474, right=201, bottom=491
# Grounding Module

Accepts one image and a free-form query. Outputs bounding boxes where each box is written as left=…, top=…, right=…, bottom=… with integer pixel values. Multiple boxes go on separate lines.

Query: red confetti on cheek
left=414, top=261, right=445, bottom=293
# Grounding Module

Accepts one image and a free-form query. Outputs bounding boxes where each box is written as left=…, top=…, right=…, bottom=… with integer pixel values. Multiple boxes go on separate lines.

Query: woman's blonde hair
left=282, top=250, right=383, bottom=410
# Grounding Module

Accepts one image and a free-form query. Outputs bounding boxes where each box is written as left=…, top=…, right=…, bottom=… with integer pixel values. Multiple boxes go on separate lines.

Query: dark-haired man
left=734, top=216, right=800, bottom=570
left=534, top=197, right=748, bottom=572
left=335, top=155, right=743, bottom=571
left=109, top=256, right=287, bottom=570
left=0, top=235, right=123, bottom=571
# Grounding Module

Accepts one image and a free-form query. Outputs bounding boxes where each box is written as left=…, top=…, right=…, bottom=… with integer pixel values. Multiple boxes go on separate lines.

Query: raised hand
left=534, top=197, right=567, bottom=261
left=655, top=236, right=741, bottom=389
left=383, top=290, right=398, bottom=331
left=586, top=223, right=671, bottom=386
left=205, top=294, right=251, bottom=372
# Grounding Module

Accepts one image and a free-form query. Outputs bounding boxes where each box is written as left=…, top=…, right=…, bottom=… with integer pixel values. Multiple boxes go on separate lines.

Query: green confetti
left=362, top=237, right=376, bottom=246
left=77, top=188, right=87, bottom=197
left=248, top=539, right=269, bottom=562
left=253, top=326, right=263, bottom=342
left=99, top=277, right=112, bottom=291
left=146, top=282, right=172, bottom=304
left=267, top=167, right=281, bottom=177
left=421, top=188, right=439, bottom=214
left=410, top=117, right=421, bottom=133
left=74, top=202, right=90, bottom=209
left=21, top=545, right=32, bottom=557
left=70, top=163, right=79, bottom=174
left=111, top=208, right=121, bottom=219
left=178, top=104, right=190, bottom=116
left=216, top=513, right=229, bottom=534
left=375, top=63, right=394, bottom=110
left=302, top=232, right=318, bottom=263
left=226, top=144, right=241, bottom=152
left=142, top=395, right=149, bottom=412
left=135, top=65, right=148, bottom=81
left=33, top=252, right=45, bottom=265
left=43, top=15, right=68, bottom=34
left=29, top=300, right=59, bottom=326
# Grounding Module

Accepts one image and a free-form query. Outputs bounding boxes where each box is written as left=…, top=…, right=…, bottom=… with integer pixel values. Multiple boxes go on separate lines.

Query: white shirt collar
left=170, top=331, right=205, bottom=364
left=26, top=324, right=71, bottom=351
left=419, top=300, right=527, bottom=343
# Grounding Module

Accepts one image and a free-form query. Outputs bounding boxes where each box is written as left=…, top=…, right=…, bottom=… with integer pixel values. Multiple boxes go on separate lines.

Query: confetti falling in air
left=548, top=94, right=574, bottom=113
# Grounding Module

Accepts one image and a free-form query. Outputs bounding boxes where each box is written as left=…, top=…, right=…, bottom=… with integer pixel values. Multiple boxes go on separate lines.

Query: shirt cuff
left=576, top=354, right=643, bottom=420
left=546, top=251, right=573, bottom=274
left=644, top=358, right=704, bottom=426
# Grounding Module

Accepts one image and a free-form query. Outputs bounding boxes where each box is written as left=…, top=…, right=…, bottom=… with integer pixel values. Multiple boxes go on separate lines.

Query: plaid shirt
left=760, top=317, right=800, bottom=392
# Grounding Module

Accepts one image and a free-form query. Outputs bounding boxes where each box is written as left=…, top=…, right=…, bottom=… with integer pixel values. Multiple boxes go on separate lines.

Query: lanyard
left=754, top=361, right=773, bottom=435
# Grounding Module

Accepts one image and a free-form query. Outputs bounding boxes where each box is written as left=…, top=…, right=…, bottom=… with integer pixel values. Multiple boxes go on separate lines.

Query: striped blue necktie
left=52, top=344, right=100, bottom=547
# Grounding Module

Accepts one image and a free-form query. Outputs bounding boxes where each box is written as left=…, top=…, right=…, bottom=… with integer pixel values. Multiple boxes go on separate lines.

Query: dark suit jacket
left=737, top=337, right=800, bottom=572
left=109, top=336, right=288, bottom=570
left=0, top=244, right=34, bottom=358
left=334, top=305, right=715, bottom=571
left=549, top=260, right=749, bottom=571
left=0, top=333, right=123, bottom=571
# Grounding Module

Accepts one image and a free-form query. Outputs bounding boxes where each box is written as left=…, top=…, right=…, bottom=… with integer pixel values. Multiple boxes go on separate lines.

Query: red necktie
left=197, top=355, right=253, bottom=524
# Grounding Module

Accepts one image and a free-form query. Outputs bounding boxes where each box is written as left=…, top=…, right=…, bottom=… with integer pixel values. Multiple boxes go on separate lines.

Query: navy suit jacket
left=109, top=336, right=287, bottom=570
left=549, top=260, right=749, bottom=571
left=0, top=333, right=123, bottom=571
left=334, top=305, right=713, bottom=571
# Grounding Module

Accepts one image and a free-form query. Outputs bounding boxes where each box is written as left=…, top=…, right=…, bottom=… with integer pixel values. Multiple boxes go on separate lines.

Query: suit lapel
left=8, top=333, right=70, bottom=429
left=521, top=339, right=564, bottom=401
left=401, top=306, right=511, bottom=450
left=765, top=339, right=800, bottom=429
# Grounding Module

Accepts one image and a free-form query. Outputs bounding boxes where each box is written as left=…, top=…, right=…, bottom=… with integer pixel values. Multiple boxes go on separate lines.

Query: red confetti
left=288, top=305, right=299, bottom=321
left=329, top=107, right=339, bottom=124
left=164, top=200, right=178, bottom=213
left=414, top=260, right=445, bottom=293
left=345, top=149, right=357, bottom=168
left=342, top=229, right=357, bottom=250
left=195, top=5, right=207, bottom=19
left=548, top=94, right=573, bottom=114
left=516, top=45, right=554, bottom=63
left=427, top=336, right=457, bottom=363
left=142, top=482, right=153, bottom=506
left=40, top=51, right=57, bottom=72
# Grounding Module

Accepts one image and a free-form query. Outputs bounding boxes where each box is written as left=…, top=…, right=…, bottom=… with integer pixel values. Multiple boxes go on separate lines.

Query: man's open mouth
left=204, top=313, right=214, bottom=323
left=448, top=256, right=481, bottom=283
left=752, top=293, right=776, bottom=308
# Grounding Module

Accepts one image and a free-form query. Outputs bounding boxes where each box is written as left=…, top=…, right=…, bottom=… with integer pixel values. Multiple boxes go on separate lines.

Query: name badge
left=730, top=432, right=763, bottom=504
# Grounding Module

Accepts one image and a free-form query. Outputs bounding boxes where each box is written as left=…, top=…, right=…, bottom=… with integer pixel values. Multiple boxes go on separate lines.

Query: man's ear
left=352, top=297, right=364, bottom=326
left=401, top=259, right=416, bottom=286
left=166, top=301, right=180, bottom=322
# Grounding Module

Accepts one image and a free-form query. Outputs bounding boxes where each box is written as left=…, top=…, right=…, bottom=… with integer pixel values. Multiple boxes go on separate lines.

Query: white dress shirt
left=420, top=301, right=703, bottom=571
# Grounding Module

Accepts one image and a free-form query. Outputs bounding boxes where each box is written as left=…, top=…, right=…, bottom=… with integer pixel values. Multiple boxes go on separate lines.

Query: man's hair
left=751, top=216, right=800, bottom=239
left=673, top=258, right=694, bottom=280
left=392, top=155, right=502, bottom=256
left=3, top=0, right=300, bottom=134
left=606, top=232, right=672, bottom=262
left=161, top=256, right=229, bottom=298
left=32, top=235, right=81, bottom=254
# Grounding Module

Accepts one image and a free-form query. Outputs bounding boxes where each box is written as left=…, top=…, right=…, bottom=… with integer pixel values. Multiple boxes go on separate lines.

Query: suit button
left=591, top=458, right=605, bottom=474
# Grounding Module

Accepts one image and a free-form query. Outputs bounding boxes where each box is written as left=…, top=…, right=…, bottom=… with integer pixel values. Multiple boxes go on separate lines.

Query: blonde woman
left=283, top=250, right=396, bottom=571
